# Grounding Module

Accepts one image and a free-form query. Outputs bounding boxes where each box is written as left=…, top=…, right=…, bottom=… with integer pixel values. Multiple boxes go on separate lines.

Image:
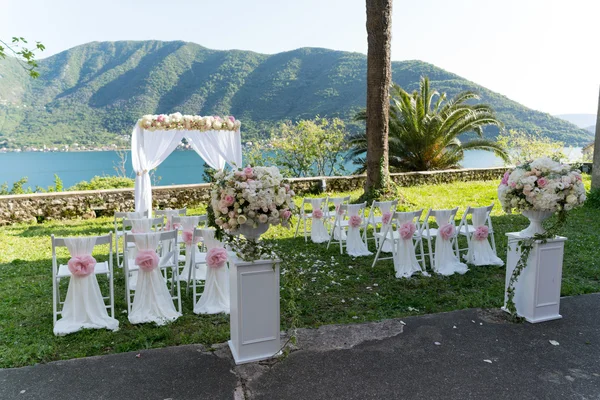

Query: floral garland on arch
left=208, top=166, right=295, bottom=260
left=497, top=157, right=586, bottom=319
left=138, top=113, right=241, bottom=132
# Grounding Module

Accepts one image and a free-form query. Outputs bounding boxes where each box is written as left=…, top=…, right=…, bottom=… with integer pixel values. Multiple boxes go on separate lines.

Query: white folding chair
left=172, top=216, right=207, bottom=292
left=457, top=203, right=496, bottom=256
left=327, top=202, right=369, bottom=255
left=123, top=230, right=181, bottom=314
left=325, top=196, right=350, bottom=240
left=191, top=228, right=223, bottom=304
left=371, top=209, right=426, bottom=270
left=155, top=208, right=187, bottom=230
left=421, top=207, right=460, bottom=268
left=114, top=211, right=148, bottom=268
left=294, top=197, right=328, bottom=242
left=365, top=200, right=399, bottom=243
left=52, top=233, right=115, bottom=327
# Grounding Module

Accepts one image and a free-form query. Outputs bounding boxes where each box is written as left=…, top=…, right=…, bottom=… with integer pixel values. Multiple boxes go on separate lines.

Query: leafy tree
left=350, top=77, right=509, bottom=172
left=364, top=0, right=392, bottom=193
left=0, top=37, right=45, bottom=78
left=69, top=176, right=134, bottom=191
left=271, top=117, right=348, bottom=177
left=496, top=130, right=566, bottom=165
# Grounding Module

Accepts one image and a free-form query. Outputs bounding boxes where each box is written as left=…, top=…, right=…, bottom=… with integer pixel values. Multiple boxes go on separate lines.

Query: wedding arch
left=131, top=113, right=243, bottom=214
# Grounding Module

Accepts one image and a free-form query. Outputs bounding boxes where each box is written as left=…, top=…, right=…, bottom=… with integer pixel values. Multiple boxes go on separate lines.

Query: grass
left=1, top=177, right=598, bottom=368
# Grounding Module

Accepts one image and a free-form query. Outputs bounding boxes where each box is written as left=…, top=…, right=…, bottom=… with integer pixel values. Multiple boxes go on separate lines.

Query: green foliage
left=68, top=176, right=134, bottom=191
left=271, top=117, right=348, bottom=177
left=350, top=77, right=509, bottom=173
left=586, top=187, right=600, bottom=209
left=1, top=177, right=33, bottom=195
left=0, top=37, right=45, bottom=78
left=496, top=130, right=566, bottom=164
left=0, top=41, right=592, bottom=149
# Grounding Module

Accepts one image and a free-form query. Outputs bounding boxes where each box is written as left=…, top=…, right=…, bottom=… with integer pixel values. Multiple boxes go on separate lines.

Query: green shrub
left=586, top=187, right=600, bottom=209
left=69, top=176, right=134, bottom=191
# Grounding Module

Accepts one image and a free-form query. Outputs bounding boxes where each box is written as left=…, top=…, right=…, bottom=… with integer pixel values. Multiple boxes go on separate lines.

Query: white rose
left=258, top=214, right=268, bottom=224
left=212, top=120, right=223, bottom=130
left=234, top=120, right=241, bottom=129
left=566, top=194, right=577, bottom=204
left=237, top=215, right=247, bottom=225
left=226, top=120, right=235, bottom=130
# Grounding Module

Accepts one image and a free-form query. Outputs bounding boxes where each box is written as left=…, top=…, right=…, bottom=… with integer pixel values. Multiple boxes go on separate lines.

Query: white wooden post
left=503, top=232, right=567, bottom=323
left=228, top=256, right=281, bottom=364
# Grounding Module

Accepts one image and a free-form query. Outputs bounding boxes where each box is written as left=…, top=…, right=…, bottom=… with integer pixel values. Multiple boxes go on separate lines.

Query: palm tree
left=364, top=0, right=392, bottom=192
left=350, top=77, right=509, bottom=172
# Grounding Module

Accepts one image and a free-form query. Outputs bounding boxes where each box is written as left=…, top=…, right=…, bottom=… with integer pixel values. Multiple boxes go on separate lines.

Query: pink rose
left=537, top=177, right=548, bottom=188
left=473, top=225, right=489, bottom=241
left=382, top=212, right=393, bottom=225
left=349, top=215, right=362, bottom=228
left=284, top=184, right=290, bottom=191
left=228, top=116, right=235, bottom=122
left=243, top=167, right=254, bottom=176
left=282, top=209, right=292, bottom=220
left=439, top=223, right=456, bottom=241
left=67, top=255, right=96, bottom=277
left=313, top=209, right=324, bottom=219
left=501, top=171, right=510, bottom=185
left=222, top=223, right=230, bottom=230
left=510, top=183, right=517, bottom=188
left=156, top=114, right=165, bottom=122
left=399, top=222, right=416, bottom=240
left=206, top=247, right=228, bottom=269
left=224, top=195, right=235, bottom=205
left=182, top=230, right=199, bottom=245
left=135, top=250, right=159, bottom=271
left=575, top=174, right=582, bottom=182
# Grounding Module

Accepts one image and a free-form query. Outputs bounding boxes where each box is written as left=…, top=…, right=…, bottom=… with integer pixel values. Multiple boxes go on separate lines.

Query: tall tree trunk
left=592, top=86, right=600, bottom=189
left=365, top=0, right=392, bottom=193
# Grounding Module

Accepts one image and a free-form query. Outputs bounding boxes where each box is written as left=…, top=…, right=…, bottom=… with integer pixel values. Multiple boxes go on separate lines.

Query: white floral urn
left=236, top=223, right=270, bottom=241
left=519, top=210, right=554, bottom=237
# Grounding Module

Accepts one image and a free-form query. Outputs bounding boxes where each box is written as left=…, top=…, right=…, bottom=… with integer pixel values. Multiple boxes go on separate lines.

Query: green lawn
left=1, top=178, right=598, bottom=368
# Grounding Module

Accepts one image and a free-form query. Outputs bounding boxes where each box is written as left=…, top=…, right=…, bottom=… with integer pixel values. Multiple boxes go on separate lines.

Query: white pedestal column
left=228, top=255, right=281, bottom=365
left=503, top=232, right=567, bottom=323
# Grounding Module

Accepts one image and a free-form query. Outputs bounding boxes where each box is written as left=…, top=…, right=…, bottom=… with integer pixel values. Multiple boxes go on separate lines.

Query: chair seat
left=116, top=230, right=132, bottom=237
left=459, top=226, right=476, bottom=235
left=374, top=231, right=422, bottom=241
left=369, top=216, right=384, bottom=224
left=57, top=261, right=110, bottom=278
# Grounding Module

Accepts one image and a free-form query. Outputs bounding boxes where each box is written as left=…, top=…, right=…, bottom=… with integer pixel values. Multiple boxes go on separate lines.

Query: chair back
left=51, top=233, right=113, bottom=278
left=124, top=230, right=179, bottom=264
left=423, top=207, right=459, bottom=232
left=154, top=208, right=187, bottom=217
left=393, top=208, right=424, bottom=233
left=123, top=217, right=164, bottom=232
left=367, top=199, right=399, bottom=228
left=326, top=196, right=350, bottom=217
left=300, top=197, right=327, bottom=214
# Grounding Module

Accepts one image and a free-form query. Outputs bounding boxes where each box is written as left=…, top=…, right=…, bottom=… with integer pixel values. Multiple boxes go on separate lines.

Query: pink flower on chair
left=67, top=255, right=97, bottom=277
left=399, top=222, right=416, bottom=240
left=312, top=209, right=324, bottom=219
left=382, top=212, right=393, bottom=225
left=349, top=215, right=362, bottom=228
left=206, top=247, right=228, bottom=269
left=439, top=223, right=456, bottom=241
left=473, top=225, right=489, bottom=241
left=182, top=230, right=199, bottom=246
left=135, top=250, right=159, bottom=271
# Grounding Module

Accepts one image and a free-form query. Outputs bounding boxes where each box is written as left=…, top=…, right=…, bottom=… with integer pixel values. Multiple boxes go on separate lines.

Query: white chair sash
left=346, top=204, right=371, bottom=257
left=130, top=218, right=152, bottom=233
left=163, top=210, right=180, bottom=231
left=128, top=232, right=181, bottom=325
left=330, top=198, right=347, bottom=241
left=465, top=208, right=503, bottom=266
left=393, top=214, right=423, bottom=278
left=377, top=202, right=394, bottom=253
left=53, top=237, right=119, bottom=336
left=433, top=210, right=468, bottom=276
left=310, top=199, right=329, bottom=243
left=179, top=218, right=206, bottom=282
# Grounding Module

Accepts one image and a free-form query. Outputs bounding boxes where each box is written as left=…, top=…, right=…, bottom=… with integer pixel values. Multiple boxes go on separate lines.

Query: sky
left=1, top=0, right=598, bottom=116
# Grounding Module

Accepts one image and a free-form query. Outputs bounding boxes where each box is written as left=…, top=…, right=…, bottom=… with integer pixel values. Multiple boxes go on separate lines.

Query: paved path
left=2, top=294, right=599, bottom=399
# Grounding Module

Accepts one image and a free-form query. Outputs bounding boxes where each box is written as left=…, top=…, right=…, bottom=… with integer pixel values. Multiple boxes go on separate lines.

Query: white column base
left=229, top=255, right=281, bottom=365
left=504, top=232, right=567, bottom=323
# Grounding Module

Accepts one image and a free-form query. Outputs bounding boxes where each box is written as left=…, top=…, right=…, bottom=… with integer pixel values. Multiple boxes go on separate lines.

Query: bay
left=0, top=149, right=526, bottom=190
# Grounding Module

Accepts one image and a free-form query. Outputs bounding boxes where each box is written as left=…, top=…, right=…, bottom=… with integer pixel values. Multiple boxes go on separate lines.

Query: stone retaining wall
left=0, top=167, right=506, bottom=225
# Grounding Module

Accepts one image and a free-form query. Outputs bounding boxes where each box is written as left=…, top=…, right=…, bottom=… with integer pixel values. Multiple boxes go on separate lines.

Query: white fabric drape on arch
left=54, top=237, right=119, bottom=336
left=131, top=125, right=242, bottom=215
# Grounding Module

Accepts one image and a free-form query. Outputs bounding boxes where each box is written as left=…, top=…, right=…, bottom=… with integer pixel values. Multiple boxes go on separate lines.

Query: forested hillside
left=0, top=40, right=592, bottom=147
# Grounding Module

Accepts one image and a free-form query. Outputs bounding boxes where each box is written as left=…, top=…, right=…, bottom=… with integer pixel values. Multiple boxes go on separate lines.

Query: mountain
left=585, top=125, right=596, bottom=133
left=0, top=40, right=593, bottom=147
left=555, top=114, right=597, bottom=129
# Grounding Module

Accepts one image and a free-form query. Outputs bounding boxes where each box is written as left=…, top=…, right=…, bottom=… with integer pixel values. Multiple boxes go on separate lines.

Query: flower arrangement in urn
left=209, top=166, right=295, bottom=260
left=498, top=157, right=586, bottom=236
